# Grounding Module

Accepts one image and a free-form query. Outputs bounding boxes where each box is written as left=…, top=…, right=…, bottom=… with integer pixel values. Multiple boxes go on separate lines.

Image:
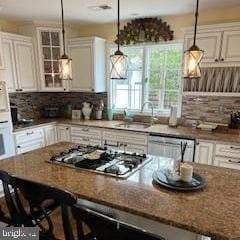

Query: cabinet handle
left=64, top=88, right=67, bottom=91
left=92, top=88, right=94, bottom=92
left=228, top=159, right=240, bottom=164
left=82, top=138, right=90, bottom=142
left=230, top=146, right=240, bottom=150
left=26, top=131, right=34, bottom=135
left=215, top=59, right=219, bottom=62
left=82, top=128, right=89, bottom=132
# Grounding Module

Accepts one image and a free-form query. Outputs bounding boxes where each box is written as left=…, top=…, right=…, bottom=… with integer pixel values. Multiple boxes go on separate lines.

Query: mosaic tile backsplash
left=9, top=92, right=240, bottom=124
left=9, top=92, right=108, bottom=120
left=181, top=95, right=240, bottom=124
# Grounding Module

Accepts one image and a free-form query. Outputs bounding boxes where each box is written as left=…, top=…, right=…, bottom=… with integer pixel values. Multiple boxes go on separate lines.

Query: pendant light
left=183, top=0, right=204, bottom=79
left=110, top=0, right=128, bottom=79
left=59, top=0, right=72, bottom=80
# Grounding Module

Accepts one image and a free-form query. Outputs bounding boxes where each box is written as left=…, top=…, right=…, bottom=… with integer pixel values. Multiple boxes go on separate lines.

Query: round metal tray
left=153, top=170, right=206, bottom=191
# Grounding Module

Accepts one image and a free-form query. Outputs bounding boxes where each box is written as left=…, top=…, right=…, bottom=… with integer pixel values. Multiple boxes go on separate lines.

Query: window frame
left=107, top=40, right=184, bottom=117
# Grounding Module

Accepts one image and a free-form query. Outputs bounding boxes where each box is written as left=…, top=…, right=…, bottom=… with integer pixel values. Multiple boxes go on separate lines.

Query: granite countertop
left=0, top=142, right=239, bottom=240
left=13, top=118, right=240, bottom=144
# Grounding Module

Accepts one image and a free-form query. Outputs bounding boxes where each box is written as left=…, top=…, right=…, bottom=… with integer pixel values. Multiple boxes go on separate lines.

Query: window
left=110, top=42, right=183, bottom=116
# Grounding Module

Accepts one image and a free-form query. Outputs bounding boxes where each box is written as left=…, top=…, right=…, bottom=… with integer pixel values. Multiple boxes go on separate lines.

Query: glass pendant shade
left=59, top=54, right=73, bottom=80
left=110, top=50, right=128, bottom=79
left=184, top=45, right=204, bottom=79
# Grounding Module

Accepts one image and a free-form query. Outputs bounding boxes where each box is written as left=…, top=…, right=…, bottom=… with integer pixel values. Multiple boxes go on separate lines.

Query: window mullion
left=142, top=46, right=148, bottom=107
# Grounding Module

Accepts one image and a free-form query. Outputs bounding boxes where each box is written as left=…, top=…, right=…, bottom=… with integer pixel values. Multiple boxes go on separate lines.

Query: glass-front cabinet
left=37, top=28, right=68, bottom=91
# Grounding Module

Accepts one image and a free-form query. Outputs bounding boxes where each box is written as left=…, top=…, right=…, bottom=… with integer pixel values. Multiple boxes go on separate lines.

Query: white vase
left=96, top=110, right=103, bottom=120
left=82, top=102, right=93, bottom=120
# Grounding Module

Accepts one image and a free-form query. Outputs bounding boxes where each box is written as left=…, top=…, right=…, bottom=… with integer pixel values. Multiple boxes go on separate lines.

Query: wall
left=0, top=20, right=18, bottom=33
left=9, top=92, right=108, bottom=120
left=78, top=5, right=240, bottom=42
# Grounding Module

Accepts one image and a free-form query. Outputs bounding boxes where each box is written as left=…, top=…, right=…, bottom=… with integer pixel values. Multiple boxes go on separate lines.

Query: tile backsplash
left=9, top=92, right=240, bottom=125
left=182, top=95, right=240, bottom=124
left=9, top=92, right=108, bottom=120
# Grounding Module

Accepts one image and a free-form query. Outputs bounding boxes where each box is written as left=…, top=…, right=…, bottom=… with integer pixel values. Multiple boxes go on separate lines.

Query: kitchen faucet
left=141, top=101, right=155, bottom=125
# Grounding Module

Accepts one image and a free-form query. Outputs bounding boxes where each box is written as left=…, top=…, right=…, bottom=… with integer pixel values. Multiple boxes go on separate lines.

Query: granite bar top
left=13, top=118, right=240, bottom=144
left=0, top=142, right=239, bottom=240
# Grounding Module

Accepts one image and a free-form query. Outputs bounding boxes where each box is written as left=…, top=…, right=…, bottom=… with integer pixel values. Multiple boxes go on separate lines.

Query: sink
left=115, top=122, right=151, bottom=130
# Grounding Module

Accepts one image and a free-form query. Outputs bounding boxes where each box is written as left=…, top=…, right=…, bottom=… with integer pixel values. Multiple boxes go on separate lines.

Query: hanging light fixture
left=59, top=0, right=72, bottom=80
left=183, top=0, right=204, bottom=79
left=110, top=0, right=128, bottom=79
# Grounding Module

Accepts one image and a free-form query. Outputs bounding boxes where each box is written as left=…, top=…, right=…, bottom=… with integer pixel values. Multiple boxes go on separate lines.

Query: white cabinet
left=57, top=125, right=71, bottom=142
left=184, top=22, right=240, bottom=67
left=68, top=37, right=106, bottom=92
left=71, top=126, right=102, bottom=146
left=44, top=125, right=58, bottom=146
left=184, top=32, right=222, bottom=64
left=214, top=143, right=240, bottom=170
left=102, top=130, right=148, bottom=154
left=195, top=141, right=214, bottom=165
left=37, top=28, right=68, bottom=92
left=1, top=32, right=37, bottom=92
left=221, top=30, right=240, bottom=63
left=14, top=128, right=45, bottom=155
left=0, top=31, right=4, bottom=69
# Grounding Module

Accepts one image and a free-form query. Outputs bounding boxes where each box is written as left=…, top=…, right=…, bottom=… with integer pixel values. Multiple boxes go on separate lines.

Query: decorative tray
left=152, top=170, right=206, bottom=191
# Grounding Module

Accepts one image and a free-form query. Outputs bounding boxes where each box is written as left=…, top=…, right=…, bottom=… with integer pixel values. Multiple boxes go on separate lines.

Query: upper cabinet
left=37, top=27, right=68, bottom=92
left=0, top=31, right=4, bottom=69
left=68, top=37, right=106, bottom=93
left=184, top=22, right=240, bottom=67
left=1, top=32, right=37, bottom=92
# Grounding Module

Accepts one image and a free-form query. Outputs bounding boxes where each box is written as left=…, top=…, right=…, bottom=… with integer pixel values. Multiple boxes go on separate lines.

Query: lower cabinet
left=44, top=125, right=58, bottom=146
left=14, top=128, right=45, bottom=155
left=57, top=125, right=71, bottom=142
left=214, top=143, right=240, bottom=170
left=71, top=126, right=102, bottom=146
left=102, top=130, right=148, bottom=154
left=195, top=141, right=214, bottom=165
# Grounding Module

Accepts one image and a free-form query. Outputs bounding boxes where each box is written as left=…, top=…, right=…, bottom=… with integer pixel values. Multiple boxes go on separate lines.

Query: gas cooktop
left=47, top=145, right=152, bottom=179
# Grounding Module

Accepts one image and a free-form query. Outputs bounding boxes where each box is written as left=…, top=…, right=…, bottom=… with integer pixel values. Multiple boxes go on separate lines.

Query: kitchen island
left=0, top=142, right=239, bottom=240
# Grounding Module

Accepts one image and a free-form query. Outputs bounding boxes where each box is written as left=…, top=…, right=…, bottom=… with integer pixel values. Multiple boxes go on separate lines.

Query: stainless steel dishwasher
left=148, top=134, right=196, bottom=162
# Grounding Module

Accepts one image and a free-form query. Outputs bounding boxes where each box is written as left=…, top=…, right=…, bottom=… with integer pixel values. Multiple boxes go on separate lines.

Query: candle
left=180, top=163, right=193, bottom=182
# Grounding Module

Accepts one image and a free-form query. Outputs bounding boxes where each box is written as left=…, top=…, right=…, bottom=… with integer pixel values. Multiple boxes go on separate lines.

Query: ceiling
left=0, top=0, right=240, bottom=24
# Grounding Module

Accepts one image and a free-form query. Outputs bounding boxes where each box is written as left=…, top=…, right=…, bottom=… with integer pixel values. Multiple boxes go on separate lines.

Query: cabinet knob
left=17, top=145, right=21, bottom=148
left=92, top=88, right=94, bottom=92
left=215, top=59, right=219, bottom=62
left=64, top=88, right=67, bottom=91
left=66, top=127, right=69, bottom=130
left=221, top=58, right=224, bottom=62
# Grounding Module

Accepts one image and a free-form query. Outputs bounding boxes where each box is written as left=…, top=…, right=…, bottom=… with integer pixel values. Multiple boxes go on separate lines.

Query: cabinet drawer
left=215, top=144, right=240, bottom=159
left=103, top=130, right=148, bottom=146
left=72, top=136, right=102, bottom=147
left=214, top=156, right=240, bottom=170
left=15, top=128, right=44, bottom=145
left=71, top=126, right=102, bottom=139
left=16, top=139, right=45, bottom=155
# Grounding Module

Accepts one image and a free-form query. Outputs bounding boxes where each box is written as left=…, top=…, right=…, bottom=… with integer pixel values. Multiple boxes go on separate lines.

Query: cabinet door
left=16, top=140, right=45, bottom=155
left=214, top=156, right=240, bottom=170
left=2, top=39, right=18, bottom=92
left=0, top=32, right=4, bottom=69
left=45, top=125, right=57, bottom=146
left=184, top=32, right=222, bottom=63
left=57, top=126, right=71, bottom=142
left=195, top=141, right=214, bottom=165
left=69, top=44, right=93, bottom=92
left=221, top=30, right=240, bottom=63
left=14, top=40, right=37, bottom=91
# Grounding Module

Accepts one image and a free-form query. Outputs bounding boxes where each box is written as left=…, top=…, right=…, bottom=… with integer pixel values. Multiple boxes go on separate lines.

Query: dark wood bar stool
left=12, top=175, right=165, bottom=240
left=72, top=205, right=165, bottom=240
left=0, top=171, right=59, bottom=233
